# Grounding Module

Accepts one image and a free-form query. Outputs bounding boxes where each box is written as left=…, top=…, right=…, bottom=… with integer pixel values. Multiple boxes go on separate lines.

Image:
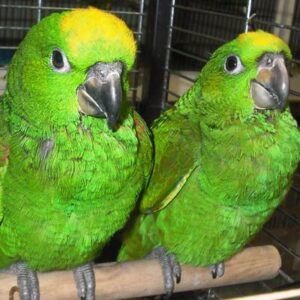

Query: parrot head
left=5, top=7, right=136, bottom=132
left=198, top=31, right=291, bottom=127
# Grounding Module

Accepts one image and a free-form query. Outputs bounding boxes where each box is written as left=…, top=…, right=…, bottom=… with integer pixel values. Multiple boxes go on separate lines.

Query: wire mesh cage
left=0, top=0, right=147, bottom=105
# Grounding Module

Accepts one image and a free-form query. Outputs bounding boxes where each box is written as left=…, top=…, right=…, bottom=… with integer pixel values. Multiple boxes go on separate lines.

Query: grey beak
left=250, top=53, right=289, bottom=110
left=77, top=61, right=123, bottom=130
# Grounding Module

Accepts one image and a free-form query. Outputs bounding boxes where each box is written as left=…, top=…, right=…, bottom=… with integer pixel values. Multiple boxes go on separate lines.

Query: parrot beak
left=250, top=53, right=289, bottom=110
left=77, top=61, right=123, bottom=130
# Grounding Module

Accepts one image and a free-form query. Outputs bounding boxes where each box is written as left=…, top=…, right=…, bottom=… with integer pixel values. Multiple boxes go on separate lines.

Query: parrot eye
left=50, top=48, right=71, bottom=73
left=224, top=55, right=244, bottom=74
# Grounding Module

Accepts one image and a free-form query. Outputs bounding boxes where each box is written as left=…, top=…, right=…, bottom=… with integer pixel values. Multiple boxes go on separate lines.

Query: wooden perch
left=0, top=245, right=281, bottom=300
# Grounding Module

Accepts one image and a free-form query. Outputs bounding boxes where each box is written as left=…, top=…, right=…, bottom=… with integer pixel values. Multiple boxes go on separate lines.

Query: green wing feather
left=0, top=98, right=9, bottom=224
left=0, top=143, right=8, bottom=223
left=133, top=111, right=154, bottom=186
left=140, top=109, right=201, bottom=213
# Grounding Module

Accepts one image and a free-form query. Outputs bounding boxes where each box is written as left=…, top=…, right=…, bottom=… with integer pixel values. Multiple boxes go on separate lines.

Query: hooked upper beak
left=77, top=61, right=123, bottom=130
left=250, top=53, right=289, bottom=110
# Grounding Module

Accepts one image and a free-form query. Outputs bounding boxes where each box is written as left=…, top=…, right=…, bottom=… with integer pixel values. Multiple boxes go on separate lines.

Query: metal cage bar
left=138, top=0, right=176, bottom=122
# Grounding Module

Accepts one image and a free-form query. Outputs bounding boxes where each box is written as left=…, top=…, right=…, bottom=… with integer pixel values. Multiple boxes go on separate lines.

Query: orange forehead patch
left=60, top=7, right=136, bottom=57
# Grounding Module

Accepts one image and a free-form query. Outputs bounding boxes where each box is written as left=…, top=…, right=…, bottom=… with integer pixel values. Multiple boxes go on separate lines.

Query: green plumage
left=118, top=31, right=300, bottom=267
left=0, top=8, right=152, bottom=272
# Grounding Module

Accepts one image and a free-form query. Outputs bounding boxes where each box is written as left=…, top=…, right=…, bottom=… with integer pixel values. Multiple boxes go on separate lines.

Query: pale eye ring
left=224, top=55, right=244, bottom=74
left=50, top=48, right=71, bottom=73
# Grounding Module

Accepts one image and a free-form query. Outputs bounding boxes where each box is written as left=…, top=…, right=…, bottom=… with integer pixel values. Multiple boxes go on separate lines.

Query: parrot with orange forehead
left=0, top=7, right=152, bottom=300
left=118, top=31, right=300, bottom=294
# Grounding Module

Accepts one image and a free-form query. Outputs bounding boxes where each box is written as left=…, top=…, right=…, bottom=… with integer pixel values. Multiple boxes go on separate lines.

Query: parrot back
left=139, top=106, right=201, bottom=213
left=0, top=145, right=8, bottom=223
left=0, top=101, right=9, bottom=224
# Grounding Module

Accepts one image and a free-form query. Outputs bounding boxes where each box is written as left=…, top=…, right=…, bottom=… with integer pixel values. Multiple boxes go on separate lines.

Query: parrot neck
left=3, top=105, right=76, bottom=139
left=174, top=80, right=202, bottom=113
left=2, top=96, right=135, bottom=140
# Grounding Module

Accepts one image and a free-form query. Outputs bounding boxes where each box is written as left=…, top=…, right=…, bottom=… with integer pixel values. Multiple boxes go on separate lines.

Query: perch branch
left=0, top=245, right=281, bottom=300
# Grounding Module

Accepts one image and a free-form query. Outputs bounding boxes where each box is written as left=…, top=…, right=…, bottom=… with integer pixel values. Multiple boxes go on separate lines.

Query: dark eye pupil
left=52, top=50, right=64, bottom=69
left=226, top=56, right=238, bottom=71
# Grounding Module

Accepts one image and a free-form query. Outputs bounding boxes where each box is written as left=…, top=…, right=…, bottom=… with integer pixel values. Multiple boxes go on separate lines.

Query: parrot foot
left=210, top=262, right=225, bottom=279
left=146, top=246, right=181, bottom=297
left=73, top=262, right=95, bottom=300
left=11, top=262, right=40, bottom=300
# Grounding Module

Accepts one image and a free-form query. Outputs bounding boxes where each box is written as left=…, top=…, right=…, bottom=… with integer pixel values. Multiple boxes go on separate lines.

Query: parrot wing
left=0, top=142, right=8, bottom=223
left=133, top=111, right=153, bottom=184
left=0, top=98, right=9, bottom=224
left=140, top=111, right=201, bottom=213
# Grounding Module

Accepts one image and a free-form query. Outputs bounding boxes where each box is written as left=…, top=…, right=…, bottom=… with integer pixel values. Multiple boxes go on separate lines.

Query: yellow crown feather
left=60, top=7, right=136, bottom=59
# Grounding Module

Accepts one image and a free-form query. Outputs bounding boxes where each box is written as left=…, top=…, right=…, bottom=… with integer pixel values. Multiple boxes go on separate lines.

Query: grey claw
left=12, top=262, right=40, bottom=300
left=73, top=262, right=95, bottom=300
left=168, top=253, right=181, bottom=285
left=210, top=262, right=225, bottom=279
left=146, top=246, right=181, bottom=296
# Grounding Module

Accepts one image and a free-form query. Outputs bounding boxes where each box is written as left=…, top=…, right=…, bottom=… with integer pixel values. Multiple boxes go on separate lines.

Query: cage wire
left=0, top=0, right=147, bottom=106
left=1, top=1, right=300, bottom=300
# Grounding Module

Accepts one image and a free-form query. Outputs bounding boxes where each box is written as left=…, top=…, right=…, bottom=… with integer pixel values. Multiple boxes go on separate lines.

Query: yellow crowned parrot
left=0, top=7, right=153, bottom=300
left=118, top=31, right=300, bottom=295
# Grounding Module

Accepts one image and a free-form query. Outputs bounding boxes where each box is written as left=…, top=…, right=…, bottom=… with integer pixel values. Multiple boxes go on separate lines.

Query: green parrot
left=118, top=31, right=300, bottom=293
left=0, top=7, right=153, bottom=300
